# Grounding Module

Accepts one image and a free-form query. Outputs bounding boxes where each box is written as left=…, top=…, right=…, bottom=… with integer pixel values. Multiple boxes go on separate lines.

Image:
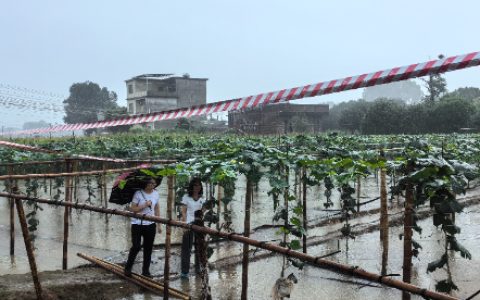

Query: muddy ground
left=0, top=266, right=143, bottom=300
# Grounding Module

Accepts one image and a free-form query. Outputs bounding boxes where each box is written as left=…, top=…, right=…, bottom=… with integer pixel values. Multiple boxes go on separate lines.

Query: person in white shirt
left=180, top=177, right=205, bottom=278
left=124, top=178, right=162, bottom=277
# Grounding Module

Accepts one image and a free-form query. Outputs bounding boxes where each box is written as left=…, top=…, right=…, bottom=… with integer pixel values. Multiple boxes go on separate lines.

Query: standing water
left=1, top=175, right=480, bottom=299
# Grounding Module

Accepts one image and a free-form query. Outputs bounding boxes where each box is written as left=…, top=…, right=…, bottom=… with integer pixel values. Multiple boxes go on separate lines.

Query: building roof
left=125, top=74, right=208, bottom=82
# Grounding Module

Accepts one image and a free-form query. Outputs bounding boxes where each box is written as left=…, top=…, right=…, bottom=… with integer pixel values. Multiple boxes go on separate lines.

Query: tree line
left=324, top=83, right=480, bottom=134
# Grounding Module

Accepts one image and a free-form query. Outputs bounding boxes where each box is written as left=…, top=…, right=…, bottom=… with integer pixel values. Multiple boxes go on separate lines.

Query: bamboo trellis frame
left=0, top=144, right=464, bottom=300
left=0, top=165, right=166, bottom=180
left=0, top=159, right=178, bottom=168
left=0, top=192, right=460, bottom=300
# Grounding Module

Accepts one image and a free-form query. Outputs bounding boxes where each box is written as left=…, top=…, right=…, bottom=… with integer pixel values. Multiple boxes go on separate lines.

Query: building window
left=128, top=103, right=134, bottom=113
left=128, top=84, right=133, bottom=94
left=137, top=99, right=146, bottom=113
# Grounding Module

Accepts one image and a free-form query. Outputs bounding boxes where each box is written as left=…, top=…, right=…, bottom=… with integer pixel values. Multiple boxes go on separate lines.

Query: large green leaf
left=289, top=239, right=302, bottom=250
left=427, top=253, right=448, bottom=273
left=435, top=279, right=458, bottom=293
left=449, top=237, right=472, bottom=259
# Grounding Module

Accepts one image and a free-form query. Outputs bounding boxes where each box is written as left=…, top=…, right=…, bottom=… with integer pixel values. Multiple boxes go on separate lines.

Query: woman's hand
left=157, top=225, right=162, bottom=234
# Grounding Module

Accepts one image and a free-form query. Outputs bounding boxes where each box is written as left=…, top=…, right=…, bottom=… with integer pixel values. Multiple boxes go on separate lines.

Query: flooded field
left=1, top=175, right=479, bottom=299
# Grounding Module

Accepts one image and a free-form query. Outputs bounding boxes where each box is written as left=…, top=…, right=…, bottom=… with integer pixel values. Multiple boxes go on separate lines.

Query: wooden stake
left=356, top=176, right=361, bottom=212
left=403, top=162, right=414, bottom=300
left=302, top=167, right=307, bottom=254
left=63, top=159, right=73, bottom=270
left=380, top=167, right=389, bottom=275
left=15, top=198, right=43, bottom=299
left=8, top=165, right=15, bottom=255
left=216, top=185, right=222, bottom=231
left=380, top=168, right=388, bottom=241
left=241, top=179, right=252, bottom=300
left=73, top=160, right=79, bottom=202
left=282, top=165, right=289, bottom=277
left=163, top=176, right=174, bottom=300
left=102, top=162, right=108, bottom=207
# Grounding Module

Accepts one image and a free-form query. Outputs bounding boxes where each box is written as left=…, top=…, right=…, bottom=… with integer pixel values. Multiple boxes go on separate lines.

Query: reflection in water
left=9, top=254, right=16, bottom=269
left=381, top=232, right=389, bottom=276
left=1, top=178, right=480, bottom=299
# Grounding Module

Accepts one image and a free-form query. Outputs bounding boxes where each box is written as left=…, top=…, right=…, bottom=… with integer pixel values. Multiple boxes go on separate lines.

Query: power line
left=0, top=93, right=121, bottom=116
left=0, top=82, right=66, bottom=99
left=0, top=83, right=123, bottom=116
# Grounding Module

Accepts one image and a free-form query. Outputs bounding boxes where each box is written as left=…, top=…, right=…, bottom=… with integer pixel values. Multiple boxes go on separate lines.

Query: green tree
left=470, top=97, right=480, bottom=130
left=361, top=98, right=406, bottom=134
left=63, top=81, right=118, bottom=126
left=402, top=102, right=431, bottom=134
left=443, top=87, right=480, bottom=102
left=338, top=99, right=371, bottom=133
left=421, top=74, right=447, bottom=104
left=421, top=55, right=448, bottom=104
left=323, top=99, right=363, bottom=131
left=426, top=97, right=475, bottom=133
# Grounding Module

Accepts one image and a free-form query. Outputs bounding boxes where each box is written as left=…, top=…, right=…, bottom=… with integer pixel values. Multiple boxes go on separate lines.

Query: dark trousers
left=125, top=223, right=156, bottom=274
left=181, top=230, right=199, bottom=274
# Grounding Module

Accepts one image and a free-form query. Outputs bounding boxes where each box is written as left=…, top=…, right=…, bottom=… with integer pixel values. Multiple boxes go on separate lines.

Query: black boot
left=124, top=250, right=137, bottom=277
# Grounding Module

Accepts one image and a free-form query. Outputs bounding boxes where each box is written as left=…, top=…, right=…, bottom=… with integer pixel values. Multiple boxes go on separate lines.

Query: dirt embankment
left=0, top=266, right=142, bottom=300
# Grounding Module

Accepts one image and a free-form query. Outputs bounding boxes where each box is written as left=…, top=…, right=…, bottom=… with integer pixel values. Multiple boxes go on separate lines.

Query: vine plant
left=395, top=154, right=476, bottom=293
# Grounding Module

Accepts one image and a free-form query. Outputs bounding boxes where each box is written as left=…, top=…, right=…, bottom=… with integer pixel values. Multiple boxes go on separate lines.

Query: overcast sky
left=1, top=0, right=479, bottom=129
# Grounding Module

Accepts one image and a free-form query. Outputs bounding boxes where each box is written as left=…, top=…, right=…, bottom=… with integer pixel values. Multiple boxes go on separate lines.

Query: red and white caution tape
left=2, top=51, right=479, bottom=136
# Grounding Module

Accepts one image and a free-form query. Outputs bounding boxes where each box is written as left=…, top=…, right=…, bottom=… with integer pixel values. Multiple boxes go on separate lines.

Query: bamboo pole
left=8, top=165, right=15, bottom=255
left=380, top=168, right=388, bottom=241
left=0, top=159, right=177, bottom=168
left=282, top=165, right=289, bottom=277
left=0, top=160, right=64, bottom=167
left=216, top=185, right=222, bottom=231
left=302, top=167, right=307, bottom=254
left=0, top=193, right=460, bottom=300
left=102, top=162, right=108, bottom=207
left=295, top=169, right=299, bottom=201
left=73, top=160, right=79, bottom=203
left=356, top=176, right=361, bottom=212
left=15, top=197, right=43, bottom=299
left=241, top=179, right=252, bottom=300
left=96, top=255, right=189, bottom=299
left=403, top=162, right=415, bottom=300
left=164, top=176, right=174, bottom=300
left=63, top=160, right=73, bottom=270
left=0, top=165, right=159, bottom=181
left=77, top=253, right=189, bottom=299
left=380, top=167, right=389, bottom=276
